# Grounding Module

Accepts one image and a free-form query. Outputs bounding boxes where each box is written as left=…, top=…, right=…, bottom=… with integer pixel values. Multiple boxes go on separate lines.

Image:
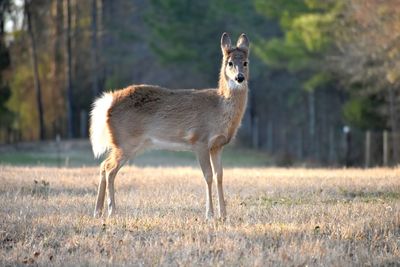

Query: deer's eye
left=243, top=61, right=248, bottom=67
left=228, top=61, right=233, bottom=67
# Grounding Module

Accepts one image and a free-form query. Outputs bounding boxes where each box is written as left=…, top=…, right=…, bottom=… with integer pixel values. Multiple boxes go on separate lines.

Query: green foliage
left=145, top=0, right=265, bottom=83
left=0, top=38, right=13, bottom=131
left=303, top=72, right=330, bottom=92
left=0, top=42, right=10, bottom=69
left=8, top=63, right=38, bottom=138
left=291, top=12, right=334, bottom=52
left=253, top=0, right=340, bottom=88
left=253, top=0, right=309, bottom=23
left=342, top=97, right=385, bottom=130
left=0, top=84, right=13, bottom=130
left=105, top=72, right=127, bottom=91
left=146, top=0, right=214, bottom=64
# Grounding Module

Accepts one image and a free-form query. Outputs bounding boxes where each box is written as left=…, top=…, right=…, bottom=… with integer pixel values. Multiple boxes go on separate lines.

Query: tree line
left=0, top=0, right=399, bottom=165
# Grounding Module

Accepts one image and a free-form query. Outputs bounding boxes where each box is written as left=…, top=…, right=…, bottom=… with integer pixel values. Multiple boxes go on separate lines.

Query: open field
left=0, top=164, right=399, bottom=266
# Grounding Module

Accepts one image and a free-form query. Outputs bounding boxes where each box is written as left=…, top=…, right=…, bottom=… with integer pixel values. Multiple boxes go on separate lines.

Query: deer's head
left=221, top=33, right=250, bottom=90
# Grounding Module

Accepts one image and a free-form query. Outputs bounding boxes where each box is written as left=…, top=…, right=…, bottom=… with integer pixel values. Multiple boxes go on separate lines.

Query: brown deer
left=90, top=32, right=250, bottom=220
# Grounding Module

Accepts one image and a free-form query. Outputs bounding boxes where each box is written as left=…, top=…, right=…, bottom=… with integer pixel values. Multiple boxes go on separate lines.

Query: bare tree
left=49, top=0, right=64, bottom=137
left=65, top=0, right=74, bottom=138
left=25, top=0, right=45, bottom=140
left=91, top=0, right=99, bottom=97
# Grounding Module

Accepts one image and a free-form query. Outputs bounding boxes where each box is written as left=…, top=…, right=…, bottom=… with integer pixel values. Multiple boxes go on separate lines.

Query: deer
left=90, top=32, right=250, bottom=220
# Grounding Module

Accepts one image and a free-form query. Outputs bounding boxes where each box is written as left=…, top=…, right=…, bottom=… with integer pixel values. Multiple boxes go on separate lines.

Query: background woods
left=0, top=0, right=399, bottom=166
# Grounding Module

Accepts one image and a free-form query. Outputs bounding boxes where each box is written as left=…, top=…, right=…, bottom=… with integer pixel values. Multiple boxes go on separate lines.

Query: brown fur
left=91, top=33, right=250, bottom=220
left=107, top=85, right=246, bottom=151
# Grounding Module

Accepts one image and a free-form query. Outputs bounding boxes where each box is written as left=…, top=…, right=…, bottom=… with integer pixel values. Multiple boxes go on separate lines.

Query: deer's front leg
left=196, top=148, right=214, bottom=220
left=210, top=148, right=226, bottom=220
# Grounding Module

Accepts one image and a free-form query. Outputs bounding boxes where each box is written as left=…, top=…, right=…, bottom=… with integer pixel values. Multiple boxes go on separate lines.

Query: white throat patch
left=228, top=79, right=246, bottom=90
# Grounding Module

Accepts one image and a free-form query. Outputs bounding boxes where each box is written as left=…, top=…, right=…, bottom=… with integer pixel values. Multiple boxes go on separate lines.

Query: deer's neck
left=217, top=75, right=248, bottom=140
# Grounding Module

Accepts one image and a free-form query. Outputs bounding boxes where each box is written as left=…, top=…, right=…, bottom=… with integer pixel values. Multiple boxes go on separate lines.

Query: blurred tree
left=65, top=0, right=74, bottom=138
left=25, top=0, right=45, bottom=140
left=333, top=0, right=400, bottom=161
left=146, top=0, right=220, bottom=87
left=100, top=0, right=141, bottom=90
left=0, top=0, right=13, bottom=141
left=342, top=97, right=385, bottom=130
left=145, top=0, right=266, bottom=87
left=90, top=0, right=99, bottom=97
left=253, top=0, right=343, bottom=158
left=50, top=0, right=65, bottom=137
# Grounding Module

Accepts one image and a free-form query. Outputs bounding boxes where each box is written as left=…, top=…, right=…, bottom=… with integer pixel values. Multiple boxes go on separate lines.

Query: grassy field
left=0, top=142, right=399, bottom=266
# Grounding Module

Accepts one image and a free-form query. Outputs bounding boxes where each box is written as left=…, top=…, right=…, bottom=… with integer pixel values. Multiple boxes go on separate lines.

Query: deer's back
left=106, top=85, right=223, bottom=150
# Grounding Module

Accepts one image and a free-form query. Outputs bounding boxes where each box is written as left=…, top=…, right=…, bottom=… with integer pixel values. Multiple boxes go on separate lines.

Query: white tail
left=90, top=92, right=113, bottom=158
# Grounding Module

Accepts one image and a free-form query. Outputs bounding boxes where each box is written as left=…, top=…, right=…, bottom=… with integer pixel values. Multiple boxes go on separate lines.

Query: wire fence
left=2, top=112, right=400, bottom=168
left=240, top=120, right=400, bottom=167
left=361, top=130, right=400, bottom=167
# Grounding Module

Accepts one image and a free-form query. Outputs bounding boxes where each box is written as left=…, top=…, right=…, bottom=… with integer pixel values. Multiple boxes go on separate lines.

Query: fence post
left=365, top=130, right=371, bottom=168
left=56, top=133, right=61, bottom=168
left=383, top=130, right=389, bottom=166
left=343, top=126, right=351, bottom=167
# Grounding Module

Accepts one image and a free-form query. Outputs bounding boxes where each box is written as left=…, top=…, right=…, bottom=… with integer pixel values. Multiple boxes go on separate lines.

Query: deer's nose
left=235, top=73, right=245, bottom=83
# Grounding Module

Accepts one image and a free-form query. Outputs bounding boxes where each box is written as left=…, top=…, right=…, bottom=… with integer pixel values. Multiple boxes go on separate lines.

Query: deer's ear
left=221, top=32, right=232, bottom=54
left=236, top=33, right=249, bottom=52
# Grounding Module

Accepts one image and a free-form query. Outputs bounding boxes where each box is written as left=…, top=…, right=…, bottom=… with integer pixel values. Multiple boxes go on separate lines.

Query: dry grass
left=0, top=165, right=399, bottom=266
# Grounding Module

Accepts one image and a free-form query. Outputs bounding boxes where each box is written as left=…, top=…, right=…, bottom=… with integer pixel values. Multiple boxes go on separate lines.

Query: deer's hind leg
left=104, top=147, right=130, bottom=217
left=93, top=136, right=145, bottom=218
left=94, top=161, right=107, bottom=218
